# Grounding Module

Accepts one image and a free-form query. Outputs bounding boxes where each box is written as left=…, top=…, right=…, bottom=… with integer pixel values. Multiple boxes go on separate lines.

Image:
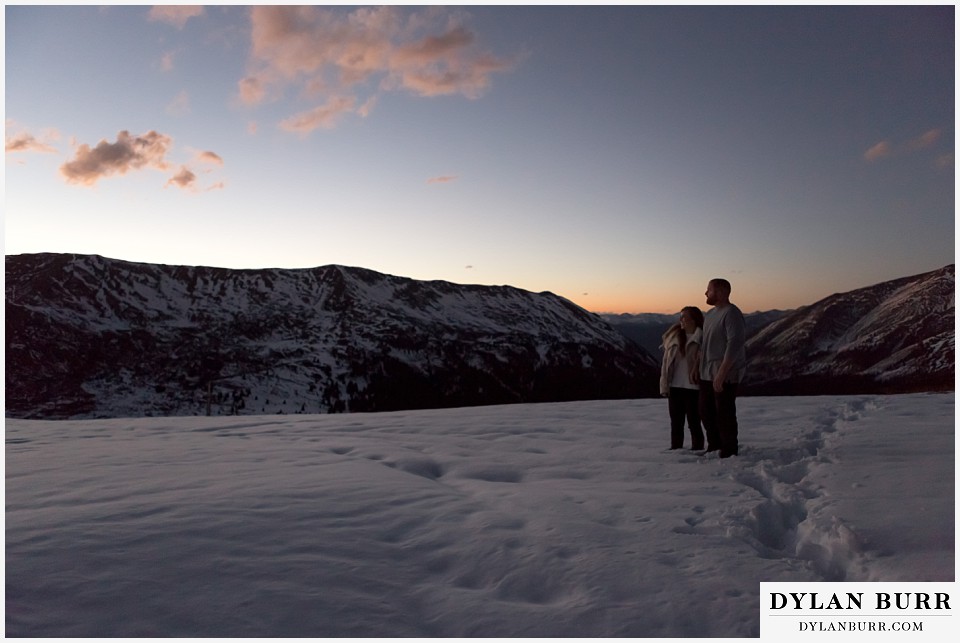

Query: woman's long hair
left=664, top=306, right=704, bottom=356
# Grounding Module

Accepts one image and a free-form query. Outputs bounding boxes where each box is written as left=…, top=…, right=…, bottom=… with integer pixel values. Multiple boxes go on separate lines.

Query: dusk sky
left=5, top=4, right=955, bottom=314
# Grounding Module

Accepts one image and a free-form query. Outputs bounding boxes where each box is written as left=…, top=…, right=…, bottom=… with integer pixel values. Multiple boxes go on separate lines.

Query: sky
left=4, top=3, right=955, bottom=314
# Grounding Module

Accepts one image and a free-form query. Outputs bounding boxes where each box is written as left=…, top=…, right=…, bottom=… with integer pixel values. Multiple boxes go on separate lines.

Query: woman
left=659, top=306, right=705, bottom=450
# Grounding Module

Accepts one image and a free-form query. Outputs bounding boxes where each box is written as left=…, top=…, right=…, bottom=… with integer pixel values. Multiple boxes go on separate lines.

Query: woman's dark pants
left=668, top=387, right=703, bottom=450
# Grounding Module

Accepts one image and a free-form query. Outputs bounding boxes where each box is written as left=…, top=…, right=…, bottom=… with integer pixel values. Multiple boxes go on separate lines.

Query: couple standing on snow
left=658, top=278, right=747, bottom=459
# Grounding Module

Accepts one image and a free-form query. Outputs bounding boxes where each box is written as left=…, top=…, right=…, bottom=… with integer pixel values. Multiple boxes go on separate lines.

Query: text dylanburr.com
left=761, top=582, right=955, bottom=640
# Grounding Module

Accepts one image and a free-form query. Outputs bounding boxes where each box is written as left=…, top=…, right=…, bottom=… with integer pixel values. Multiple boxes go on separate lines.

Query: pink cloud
left=61, top=130, right=173, bottom=185
left=196, top=150, right=224, bottom=166
left=5, top=132, right=58, bottom=154
left=863, top=141, right=892, bottom=162
left=247, top=6, right=396, bottom=85
left=865, top=128, right=947, bottom=163
left=148, top=5, right=204, bottom=29
left=60, top=130, right=225, bottom=192
left=905, top=128, right=941, bottom=152
left=278, top=96, right=357, bottom=133
left=238, top=76, right=267, bottom=106
left=166, top=166, right=225, bottom=193
left=393, top=26, right=474, bottom=66
left=166, top=165, right=197, bottom=190
left=241, top=6, right=516, bottom=133
left=427, top=175, right=459, bottom=184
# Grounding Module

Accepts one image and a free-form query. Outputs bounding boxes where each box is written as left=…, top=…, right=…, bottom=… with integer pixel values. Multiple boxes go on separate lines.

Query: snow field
left=4, top=393, right=953, bottom=637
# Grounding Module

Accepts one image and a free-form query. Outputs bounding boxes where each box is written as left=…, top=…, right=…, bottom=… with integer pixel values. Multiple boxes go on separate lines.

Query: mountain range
left=6, top=253, right=657, bottom=419
left=5, top=255, right=953, bottom=419
left=603, top=265, right=953, bottom=395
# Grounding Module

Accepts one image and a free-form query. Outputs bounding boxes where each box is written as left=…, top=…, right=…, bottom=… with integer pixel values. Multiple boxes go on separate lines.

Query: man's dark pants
left=699, top=381, right=739, bottom=457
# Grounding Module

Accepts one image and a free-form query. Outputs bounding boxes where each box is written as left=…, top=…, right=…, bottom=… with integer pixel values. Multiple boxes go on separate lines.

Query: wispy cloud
left=196, top=150, right=224, bottom=166
left=160, top=50, right=177, bottom=72
left=427, top=175, right=459, bottom=184
left=863, top=141, right=892, bottom=162
left=148, top=5, right=204, bottom=29
left=239, top=6, right=516, bottom=134
left=166, top=90, right=191, bottom=116
left=864, top=128, right=945, bottom=163
left=905, top=128, right=942, bottom=152
left=278, top=96, right=357, bottom=134
left=5, top=132, right=58, bottom=154
left=934, top=152, right=954, bottom=169
left=6, top=121, right=60, bottom=154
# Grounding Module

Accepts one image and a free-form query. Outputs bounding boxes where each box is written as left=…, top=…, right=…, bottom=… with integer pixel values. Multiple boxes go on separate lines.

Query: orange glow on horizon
left=569, top=293, right=683, bottom=316
left=567, top=281, right=810, bottom=316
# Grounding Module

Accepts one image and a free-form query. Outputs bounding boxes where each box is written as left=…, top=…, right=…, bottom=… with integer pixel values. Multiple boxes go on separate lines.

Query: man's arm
left=713, top=310, right=745, bottom=392
left=713, top=356, right=734, bottom=392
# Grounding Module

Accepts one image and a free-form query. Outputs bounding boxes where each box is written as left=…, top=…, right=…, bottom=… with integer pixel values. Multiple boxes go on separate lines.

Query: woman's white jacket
left=659, top=327, right=702, bottom=397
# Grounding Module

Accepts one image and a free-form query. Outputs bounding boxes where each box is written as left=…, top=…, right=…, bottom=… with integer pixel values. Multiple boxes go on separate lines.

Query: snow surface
left=4, top=393, right=954, bottom=638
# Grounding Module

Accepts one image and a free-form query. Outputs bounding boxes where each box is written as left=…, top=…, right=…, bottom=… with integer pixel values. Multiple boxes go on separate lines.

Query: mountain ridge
left=5, top=254, right=952, bottom=419
left=743, top=264, right=954, bottom=394
left=6, top=253, right=658, bottom=419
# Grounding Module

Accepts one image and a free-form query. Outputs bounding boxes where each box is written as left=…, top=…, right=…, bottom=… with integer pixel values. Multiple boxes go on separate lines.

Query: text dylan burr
left=770, top=592, right=951, bottom=611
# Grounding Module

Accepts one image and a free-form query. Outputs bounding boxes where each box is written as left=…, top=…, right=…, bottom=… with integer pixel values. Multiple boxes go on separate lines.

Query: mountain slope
left=5, top=254, right=658, bottom=419
left=743, top=265, right=954, bottom=394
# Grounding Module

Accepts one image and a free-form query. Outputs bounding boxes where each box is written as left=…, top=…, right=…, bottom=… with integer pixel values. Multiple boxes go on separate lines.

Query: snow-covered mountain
left=5, top=253, right=658, bottom=419
left=6, top=255, right=952, bottom=419
left=744, top=264, right=955, bottom=394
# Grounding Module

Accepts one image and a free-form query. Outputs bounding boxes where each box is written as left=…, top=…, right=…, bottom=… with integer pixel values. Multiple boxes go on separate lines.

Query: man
left=699, top=278, right=747, bottom=458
